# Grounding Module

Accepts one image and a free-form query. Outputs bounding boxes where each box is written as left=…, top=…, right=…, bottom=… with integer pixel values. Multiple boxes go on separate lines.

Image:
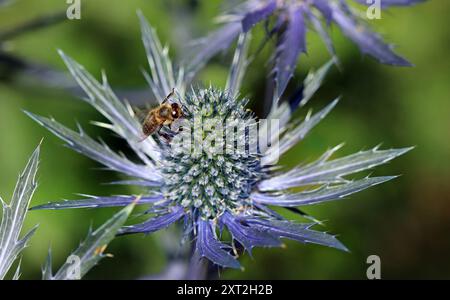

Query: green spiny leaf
left=0, top=143, right=40, bottom=280
left=44, top=199, right=137, bottom=280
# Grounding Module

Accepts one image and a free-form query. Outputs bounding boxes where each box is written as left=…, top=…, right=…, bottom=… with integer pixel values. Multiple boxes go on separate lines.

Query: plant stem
left=186, top=248, right=209, bottom=280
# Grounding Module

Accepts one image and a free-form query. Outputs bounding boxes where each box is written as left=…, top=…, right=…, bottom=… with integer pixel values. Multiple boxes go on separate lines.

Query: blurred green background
left=0, top=0, right=449, bottom=279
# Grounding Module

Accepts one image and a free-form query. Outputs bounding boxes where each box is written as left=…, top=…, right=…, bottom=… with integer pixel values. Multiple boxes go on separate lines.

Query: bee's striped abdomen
left=142, top=112, right=160, bottom=136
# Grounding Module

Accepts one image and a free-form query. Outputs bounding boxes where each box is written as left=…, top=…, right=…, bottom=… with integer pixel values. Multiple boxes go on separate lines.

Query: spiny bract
left=185, top=0, right=426, bottom=98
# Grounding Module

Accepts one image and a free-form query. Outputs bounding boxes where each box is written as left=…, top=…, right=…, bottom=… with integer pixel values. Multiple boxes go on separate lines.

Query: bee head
left=171, top=103, right=182, bottom=119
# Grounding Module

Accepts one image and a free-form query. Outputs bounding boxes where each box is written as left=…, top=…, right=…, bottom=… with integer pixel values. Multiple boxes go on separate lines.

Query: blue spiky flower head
left=160, top=88, right=264, bottom=219
left=28, top=12, right=411, bottom=270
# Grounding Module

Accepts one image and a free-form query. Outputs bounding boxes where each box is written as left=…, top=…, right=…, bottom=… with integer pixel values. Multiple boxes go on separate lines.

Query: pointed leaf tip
left=47, top=201, right=135, bottom=280
left=0, top=144, right=40, bottom=279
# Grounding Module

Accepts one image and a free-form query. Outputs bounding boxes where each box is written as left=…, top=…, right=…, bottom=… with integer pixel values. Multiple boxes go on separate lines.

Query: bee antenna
left=162, top=88, right=175, bottom=104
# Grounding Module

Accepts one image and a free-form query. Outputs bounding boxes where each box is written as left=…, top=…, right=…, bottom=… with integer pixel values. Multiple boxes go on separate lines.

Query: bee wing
left=132, top=106, right=151, bottom=124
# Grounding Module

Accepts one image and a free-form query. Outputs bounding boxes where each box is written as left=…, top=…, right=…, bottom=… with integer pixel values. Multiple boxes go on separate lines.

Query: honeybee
left=140, top=89, right=183, bottom=141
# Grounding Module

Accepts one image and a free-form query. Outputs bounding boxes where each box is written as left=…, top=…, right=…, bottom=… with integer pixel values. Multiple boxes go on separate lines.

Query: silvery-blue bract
left=27, top=12, right=411, bottom=269
left=185, top=0, right=425, bottom=98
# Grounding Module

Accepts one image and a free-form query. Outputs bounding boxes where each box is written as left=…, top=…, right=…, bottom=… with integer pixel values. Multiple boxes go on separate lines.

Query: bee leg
left=165, top=126, right=178, bottom=136
left=155, top=127, right=171, bottom=143
left=159, top=132, right=172, bottom=143
left=161, top=88, right=175, bottom=104
left=162, top=127, right=182, bottom=142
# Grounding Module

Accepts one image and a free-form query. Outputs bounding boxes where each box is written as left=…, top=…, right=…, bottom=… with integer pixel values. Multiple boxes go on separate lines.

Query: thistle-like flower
left=186, top=0, right=425, bottom=97
left=28, top=13, right=411, bottom=270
